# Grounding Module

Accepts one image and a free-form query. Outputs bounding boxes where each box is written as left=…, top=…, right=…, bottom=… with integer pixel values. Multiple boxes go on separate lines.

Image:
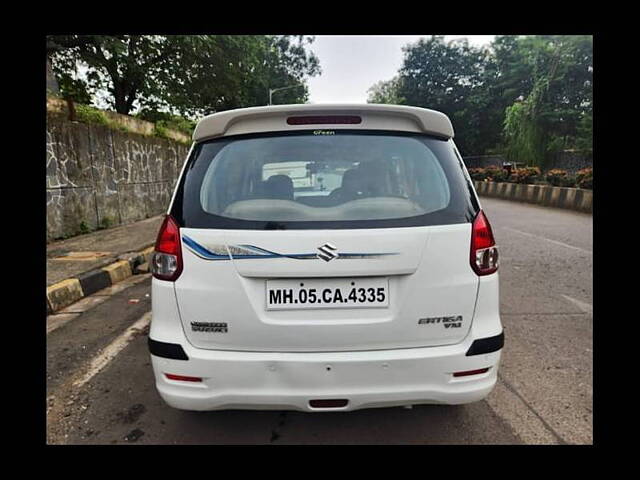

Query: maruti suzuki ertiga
left=149, top=104, right=503, bottom=411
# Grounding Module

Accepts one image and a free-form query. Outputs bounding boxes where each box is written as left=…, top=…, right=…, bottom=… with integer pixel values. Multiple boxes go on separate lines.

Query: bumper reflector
left=466, top=331, right=504, bottom=356
left=165, top=373, right=202, bottom=382
left=309, top=399, right=349, bottom=408
left=148, top=338, right=189, bottom=360
left=453, top=367, right=490, bottom=378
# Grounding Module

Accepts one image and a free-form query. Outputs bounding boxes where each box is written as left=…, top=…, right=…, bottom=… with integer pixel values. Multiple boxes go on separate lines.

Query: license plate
left=266, top=278, right=389, bottom=310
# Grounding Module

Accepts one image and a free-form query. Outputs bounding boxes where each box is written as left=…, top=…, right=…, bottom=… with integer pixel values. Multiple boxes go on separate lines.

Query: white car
left=149, top=104, right=503, bottom=412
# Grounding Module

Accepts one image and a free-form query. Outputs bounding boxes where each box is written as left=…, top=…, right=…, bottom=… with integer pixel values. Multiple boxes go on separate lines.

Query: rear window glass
left=172, top=131, right=478, bottom=230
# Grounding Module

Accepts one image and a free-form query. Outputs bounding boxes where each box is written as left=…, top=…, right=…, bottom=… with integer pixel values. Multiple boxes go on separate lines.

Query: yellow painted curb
left=47, top=278, right=84, bottom=312
left=102, top=260, right=133, bottom=284
left=141, top=246, right=155, bottom=264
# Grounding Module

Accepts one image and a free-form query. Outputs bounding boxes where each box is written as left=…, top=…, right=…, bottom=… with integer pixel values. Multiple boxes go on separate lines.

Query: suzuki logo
left=317, top=243, right=339, bottom=262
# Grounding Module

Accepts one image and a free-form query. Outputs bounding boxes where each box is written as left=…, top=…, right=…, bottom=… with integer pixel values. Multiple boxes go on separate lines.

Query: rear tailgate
left=174, top=224, right=477, bottom=352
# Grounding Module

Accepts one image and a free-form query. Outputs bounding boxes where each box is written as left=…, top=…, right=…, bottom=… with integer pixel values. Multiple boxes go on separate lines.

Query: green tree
left=48, top=35, right=178, bottom=114
left=501, top=35, right=593, bottom=166
left=366, top=34, right=592, bottom=160
left=393, top=36, right=492, bottom=154
left=244, top=36, right=321, bottom=107
left=47, top=35, right=320, bottom=117
left=367, top=76, right=405, bottom=104
left=163, top=35, right=321, bottom=115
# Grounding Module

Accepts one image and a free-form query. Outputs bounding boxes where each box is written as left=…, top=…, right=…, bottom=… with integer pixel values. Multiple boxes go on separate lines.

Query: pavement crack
left=498, top=373, right=567, bottom=445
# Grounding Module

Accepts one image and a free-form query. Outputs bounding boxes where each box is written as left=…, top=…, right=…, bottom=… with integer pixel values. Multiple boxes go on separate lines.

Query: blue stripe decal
left=182, top=235, right=230, bottom=260
left=182, top=236, right=397, bottom=261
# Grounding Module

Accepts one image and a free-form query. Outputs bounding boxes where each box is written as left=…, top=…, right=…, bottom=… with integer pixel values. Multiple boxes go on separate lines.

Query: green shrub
left=512, top=166, right=541, bottom=184
left=576, top=167, right=593, bottom=189
left=156, top=118, right=196, bottom=136
left=137, top=109, right=196, bottom=136
left=98, top=216, right=115, bottom=230
left=75, top=104, right=109, bottom=126
left=468, top=168, right=488, bottom=181
left=484, top=166, right=509, bottom=182
left=78, top=221, right=90, bottom=235
left=545, top=169, right=571, bottom=186
left=153, top=124, right=170, bottom=140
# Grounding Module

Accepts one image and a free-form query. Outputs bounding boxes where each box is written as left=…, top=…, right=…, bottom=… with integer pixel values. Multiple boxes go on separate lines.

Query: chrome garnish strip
left=182, top=236, right=397, bottom=261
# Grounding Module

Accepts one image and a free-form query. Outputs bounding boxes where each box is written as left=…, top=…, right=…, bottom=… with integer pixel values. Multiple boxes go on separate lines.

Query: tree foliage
left=366, top=35, right=593, bottom=163
left=394, top=36, right=491, bottom=154
left=501, top=35, right=593, bottom=166
left=47, top=35, right=320, bottom=117
left=367, top=77, right=405, bottom=104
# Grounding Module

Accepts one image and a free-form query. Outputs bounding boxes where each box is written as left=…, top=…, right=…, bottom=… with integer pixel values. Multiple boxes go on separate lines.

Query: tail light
left=470, top=210, right=499, bottom=276
left=151, top=215, right=183, bottom=281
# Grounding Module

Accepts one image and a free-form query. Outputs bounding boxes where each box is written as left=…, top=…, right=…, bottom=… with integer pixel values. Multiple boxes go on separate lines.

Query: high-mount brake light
left=286, top=115, right=362, bottom=125
left=470, top=210, right=499, bottom=276
left=151, top=215, right=183, bottom=281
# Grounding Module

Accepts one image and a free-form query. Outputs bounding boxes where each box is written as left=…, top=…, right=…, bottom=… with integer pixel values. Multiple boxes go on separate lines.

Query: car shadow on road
left=175, top=401, right=517, bottom=444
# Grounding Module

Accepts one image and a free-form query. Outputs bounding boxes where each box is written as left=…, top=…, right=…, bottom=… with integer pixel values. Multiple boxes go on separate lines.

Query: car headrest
left=265, top=174, right=294, bottom=200
left=340, top=168, right=363, bottom=192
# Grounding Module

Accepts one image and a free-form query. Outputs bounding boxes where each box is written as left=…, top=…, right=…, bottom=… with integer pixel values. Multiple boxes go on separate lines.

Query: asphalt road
left=46, top=197, right=592, bottom=444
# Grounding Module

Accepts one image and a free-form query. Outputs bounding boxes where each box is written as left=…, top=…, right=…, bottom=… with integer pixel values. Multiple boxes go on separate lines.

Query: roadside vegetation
left=468, top=166, right=593, bottom=190
left=46, top=35, right=321, bottom=139
left=46, top=35, right=592, bottom=181
left=367, top=35, right=592, bottom=171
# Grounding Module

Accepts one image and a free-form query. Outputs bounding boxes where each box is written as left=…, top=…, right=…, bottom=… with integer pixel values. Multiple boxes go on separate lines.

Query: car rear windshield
left=171, top=130, right=479, bottom=230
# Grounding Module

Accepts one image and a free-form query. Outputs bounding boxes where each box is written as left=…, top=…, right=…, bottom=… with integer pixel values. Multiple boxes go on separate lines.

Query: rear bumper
left=150, top=333, right=503, bottom=412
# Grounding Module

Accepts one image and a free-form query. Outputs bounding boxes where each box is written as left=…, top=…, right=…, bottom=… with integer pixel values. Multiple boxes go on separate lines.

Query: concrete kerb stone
left=549, top=187, right=562, bottom=208
left=45, top=243, right=155, bottom=314
left=580, top=190, right=593, bottom=212
left=46, top=279, right=84, bottom=313
left=76, top=269, right=112, bottom=297
left=524, top=185, right=536, bottom=203
left=540, top=186, right=553, bottom=206
left=102, top=260, right=132, bottom=284
left=531, top=185, right=541, bottom=204
left=513, top=184, right=524, bottom=201
left=564, top=188, right=577, bottom=209
left=473, top=180, right=592, bottom=213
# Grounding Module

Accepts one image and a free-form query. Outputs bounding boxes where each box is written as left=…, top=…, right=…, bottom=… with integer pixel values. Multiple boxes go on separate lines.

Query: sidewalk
left=46, top=215, right=163, bottom=312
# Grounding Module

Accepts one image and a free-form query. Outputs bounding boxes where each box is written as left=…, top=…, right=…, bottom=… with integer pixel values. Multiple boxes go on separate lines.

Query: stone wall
left=545, top=150, right=593, bottom=173
left=46, top=114, right=191, bottom=241
left=463, top=155, right=507, bottom=169
left=464, top=151, right=593, bottom=174
left=46, top=97, right=191, bottom=144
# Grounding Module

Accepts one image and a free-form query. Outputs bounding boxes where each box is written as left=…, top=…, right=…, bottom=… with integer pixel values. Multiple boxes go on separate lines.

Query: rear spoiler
left=192, top=104, right=454, bottom=142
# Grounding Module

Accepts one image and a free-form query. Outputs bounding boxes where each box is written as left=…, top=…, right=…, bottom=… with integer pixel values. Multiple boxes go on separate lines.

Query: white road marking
left=72, top=312, right=151, bottom=388
left=502, top=227, right=592, bottom=254
left=560, top=294, right=593, bottom=315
